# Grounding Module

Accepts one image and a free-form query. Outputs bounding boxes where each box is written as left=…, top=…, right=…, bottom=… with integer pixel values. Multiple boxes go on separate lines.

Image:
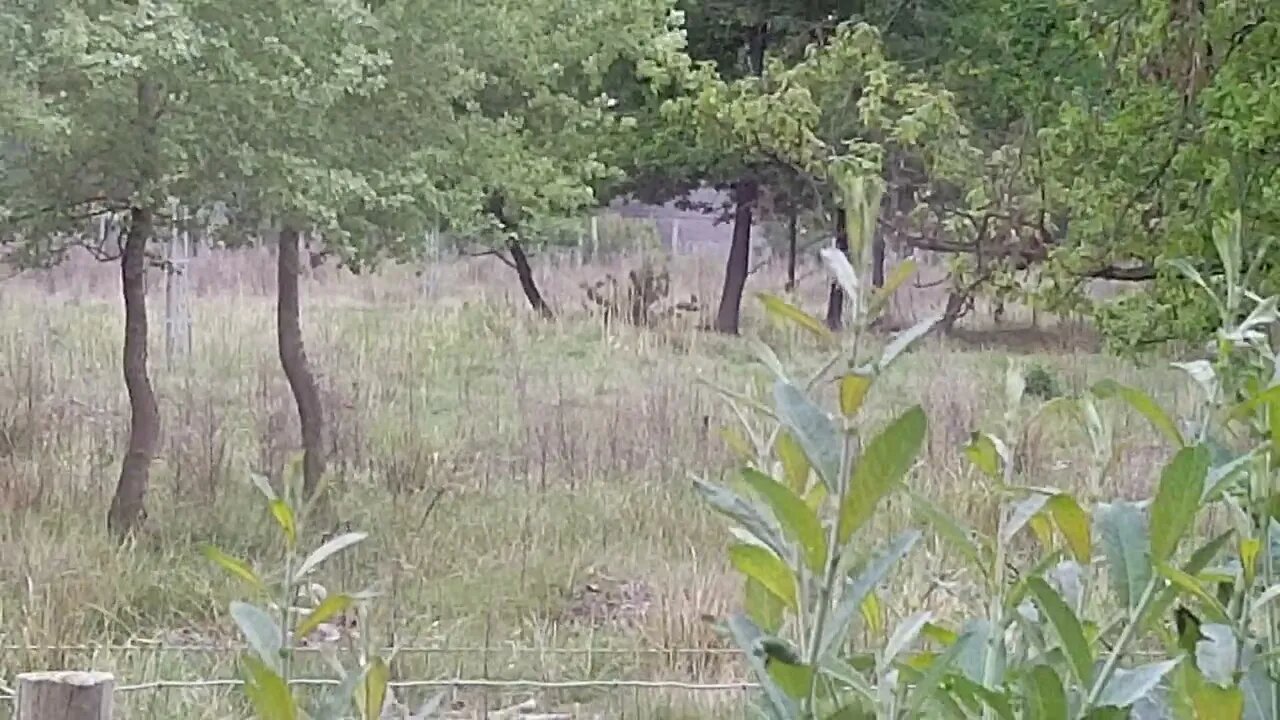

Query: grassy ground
left=0, top=249, right=1190, bottom=718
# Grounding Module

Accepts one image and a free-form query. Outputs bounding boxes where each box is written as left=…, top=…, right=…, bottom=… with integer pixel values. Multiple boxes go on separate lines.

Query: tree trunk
left=508, top=237, right=553, bottom=318
left=712, top=23, right=766, bottom=336
left=108, top=207, right=160, bottom=537
left=784, top=208, right=798, bottom=292
left=940, top=289, right=970, bottom=334
left=107, top=79, right=161, bottom=540
left=714, top=181, right=757, bottom=334
left=825, top=209, right=849, bottom=331
left=278, top=224, right=326, bottom=498
left=871, top=232, right=886, bottom=289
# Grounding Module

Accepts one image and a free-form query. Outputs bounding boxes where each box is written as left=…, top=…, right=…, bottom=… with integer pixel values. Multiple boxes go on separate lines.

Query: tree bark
left=871, top=231, right=886, bottom=289
left=107, top=78, right=161, bottom=539
left=784, top=208, right=798, bottom=292
left=714, top=181, right=757, bottom=334
left=278, top=224, right=326, bottom=498
left=508, top=236, right=553, bottom=318
left=712, top=23, right=767, bottom=336
left=107, top=205, right=160, bottom=538
left=825, top=209, right=849, bottom=331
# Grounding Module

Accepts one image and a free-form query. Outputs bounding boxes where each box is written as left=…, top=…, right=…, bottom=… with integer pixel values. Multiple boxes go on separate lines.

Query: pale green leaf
left=820, top=530, right=920, bottom=659
left=1095, top=501, right=1152, bottom=612
left=1150, top=445, right=1211, bottom=563
left=294, top=532, right=368, bottom=582
left=1096, top=659, right=1181, bottom=708
left=839, top=405, right=926, bottom=544
left=231, top=601, right=284, bottom=673
left=774, top=378, right=842, bottom=490
left=1092, top=380, right=1184, bottom=447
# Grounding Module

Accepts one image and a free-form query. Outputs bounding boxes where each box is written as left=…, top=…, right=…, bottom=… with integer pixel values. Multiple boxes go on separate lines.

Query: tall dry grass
left=0, top=246, right=1188, bottom=718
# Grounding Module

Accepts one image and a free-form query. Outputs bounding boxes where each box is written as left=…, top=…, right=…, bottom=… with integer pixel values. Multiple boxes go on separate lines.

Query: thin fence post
left=16, top=671, right=113, bottom=720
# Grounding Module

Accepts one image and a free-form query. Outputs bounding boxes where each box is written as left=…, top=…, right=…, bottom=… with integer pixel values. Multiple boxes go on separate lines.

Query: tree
left=0, top=2, right=213, bottom=536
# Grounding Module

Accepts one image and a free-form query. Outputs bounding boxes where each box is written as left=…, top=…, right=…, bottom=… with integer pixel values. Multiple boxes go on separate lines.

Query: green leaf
left=1023, top=664, right=1068, bottom=720
left=745, top=576, right=786, bottom=634
left=202, top=545, right=264, bottom=592
left=883, top=611, right=931, bottom=667
left=820, top=530, right=921, bottom=659
left=1001, top=494, right=1052, bottom=546
left=231, top=601, right=284, bottom=673
left=294, top=532, right=368, bottom=582
left=902, top=623, right=976, bottom=716
left=1092, top=380, right=1185, bottom=447
left=694, top=478, right=788, bottom=559
left=1156, top=564, right=1230, bottom=624
left=870, top=259, right=917, bottom=315
left=748, top=338, right=788, bottom=379
left=964, top=432, right=1003, bottom=478
left=1095, top=501, right=1152, bottom=612
left=1190, top=683, right=1244, bottom=720
left=1096, top=659, right=1181, bottom=708
left=270, top=499, right=297, bottom=549
left=759, top=292, right=834, bottom=341
left=727, top=614, right=800, bottom=719
left=295, top=592, right=355, bottom=640
left=250, top=473, right=279, bottom=502
left=741, top=468, right=827, bottom=573
left=774, top=378, right=843, bottom=491
left=1146, top=531, right=1234, bottom=636
left=1026, top=577, right=1093, bottom=686
left=839, top=373, right=873, bottom=417
left=729, top=543, right=797, bottom=609
left=242, top=654, right=297, bottom=720
left=774, top=432, right=811, bottom=494
left=1048, top=494, right=1092, bottom=564
left=1150, top=445, right=1212, bottom=563
left=877, top=315, right=939, bottom=370
left=355, top=657, right=390, bottom=720
left=839, top=405, right=926, bottom=544
left=910, top=491, right=987, bottom=568
left=762, top=636, right=813, bottom=700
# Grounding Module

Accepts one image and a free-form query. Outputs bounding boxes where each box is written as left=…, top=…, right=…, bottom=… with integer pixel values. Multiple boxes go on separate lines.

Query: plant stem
left=805, top=430, right=856, bottom=715
left=1078, top=577, right=1160, bottom=716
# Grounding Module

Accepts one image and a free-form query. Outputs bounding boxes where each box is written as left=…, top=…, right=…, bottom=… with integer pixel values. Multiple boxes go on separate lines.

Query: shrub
left=697, top=197, right=1280, bottom=718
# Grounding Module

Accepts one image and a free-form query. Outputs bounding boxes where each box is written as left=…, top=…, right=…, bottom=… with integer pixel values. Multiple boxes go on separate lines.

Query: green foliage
left=700, top=208, right=1280, bottom=718
left=205, top=463, right=446, bottom=719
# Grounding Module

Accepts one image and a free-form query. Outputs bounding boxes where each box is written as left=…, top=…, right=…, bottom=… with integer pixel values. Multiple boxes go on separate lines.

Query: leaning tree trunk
left=278, top=224, right=325, bottom=498
left=107, top=205, right=161, bottom=538
left=826, top=209, right=849, bottom=331
left=508, top=237, right=553, bottom=319
left=107, top=79, right=162, bottom=540
left=714, top=181, right=757, bottom=334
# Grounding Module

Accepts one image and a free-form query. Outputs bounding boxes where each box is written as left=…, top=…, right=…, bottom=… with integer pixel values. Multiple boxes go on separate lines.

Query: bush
left=697, top=198, right=1280, bottom=718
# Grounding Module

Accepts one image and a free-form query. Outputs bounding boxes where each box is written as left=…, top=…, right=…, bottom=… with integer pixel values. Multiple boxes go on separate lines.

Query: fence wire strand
left=0, top=643, right=754, bottom=706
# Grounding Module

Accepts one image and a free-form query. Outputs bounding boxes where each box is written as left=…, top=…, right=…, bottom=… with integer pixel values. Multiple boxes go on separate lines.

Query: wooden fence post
left=16, top=671, right=113, bottom=720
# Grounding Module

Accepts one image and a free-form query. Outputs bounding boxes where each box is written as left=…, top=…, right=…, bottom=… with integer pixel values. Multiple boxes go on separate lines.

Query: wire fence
left=0, top=642, right=759, bottom=717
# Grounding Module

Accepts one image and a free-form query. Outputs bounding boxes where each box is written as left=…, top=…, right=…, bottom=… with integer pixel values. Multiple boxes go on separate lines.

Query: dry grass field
left=0, top=246, right=1190, bottom=718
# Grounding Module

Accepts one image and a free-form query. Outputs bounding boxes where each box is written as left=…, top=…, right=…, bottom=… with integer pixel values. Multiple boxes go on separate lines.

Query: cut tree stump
left=16, top=671, right=114, bottom=720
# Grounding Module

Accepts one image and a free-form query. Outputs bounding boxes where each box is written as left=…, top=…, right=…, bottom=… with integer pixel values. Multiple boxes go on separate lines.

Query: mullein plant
left=696, top=178, right=1280, bottom=719
left=204, top=462, right=447, bottom=719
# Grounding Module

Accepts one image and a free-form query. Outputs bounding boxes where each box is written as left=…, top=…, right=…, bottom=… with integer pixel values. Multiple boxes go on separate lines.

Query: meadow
left=0, top=247, right=1188, bottom=718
